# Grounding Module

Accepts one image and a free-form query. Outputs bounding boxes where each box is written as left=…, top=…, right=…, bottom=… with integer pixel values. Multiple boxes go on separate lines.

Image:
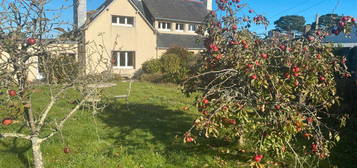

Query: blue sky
left=50, top=0, right=357, bottom=34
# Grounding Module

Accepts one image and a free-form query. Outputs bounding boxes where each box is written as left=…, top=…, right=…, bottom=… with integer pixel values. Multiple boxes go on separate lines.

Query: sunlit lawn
left=0, top=81, right=248, bottom=168
left=0, top=81, right=356, bottom=168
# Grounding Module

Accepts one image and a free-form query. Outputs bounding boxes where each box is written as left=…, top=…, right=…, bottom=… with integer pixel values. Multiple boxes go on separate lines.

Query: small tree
left=183, top=1, right=354, bottom=167
left=274, top=15, right=306, bottom=32
left=0, top=1, right=113, bottom=168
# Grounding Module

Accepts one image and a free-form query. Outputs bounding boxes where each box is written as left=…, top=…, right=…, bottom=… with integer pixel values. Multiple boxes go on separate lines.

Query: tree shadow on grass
left=0, top=125, right=32, bottom=168
left=98, top=101, right=249, bottom=166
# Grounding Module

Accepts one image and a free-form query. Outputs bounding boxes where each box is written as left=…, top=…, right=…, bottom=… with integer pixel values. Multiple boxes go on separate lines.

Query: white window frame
left=158, top=22, right=171, bottom=31
left=113, top=51, right=135, bottom=69
left=112, top=16, right=134, bottom=27
left=176, top=23, right=184, bottom=32
left=188, top=24, right=197, bottom=32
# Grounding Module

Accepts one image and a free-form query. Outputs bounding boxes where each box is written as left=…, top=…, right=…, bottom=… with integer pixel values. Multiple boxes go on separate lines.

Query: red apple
left=27, top=38, right=36, bottom=45
left=260, top=53, right=268, bottom=59
left=311, top=144, right=318, bottom=152
left=202, top=99, right=209, bottom=104
left=293, top=73, right=299, bottom=77
left=8, top=90, right=16, bottom=97
left=64, top=147, right=70, bottom=154
left=292, top=66, right=300, bottom=73
left=279, top=45, right=286, bottom=51
left=275, top=105, right=281, bottom=110
left=250, top=74, right=257, bottom=80
left=352, top=18, right=356, bottom=23
left=306, top=117, right=313, bottom=123
left=247, top=63, right=254, bottom=68
left=2, top=118, right=13, bottom=126
left=341, top=16, right=349, bottom=21
left=284, top=73, right=291, bottom=79
left=255, top=61, right=260, bottom=66
left=253, top=154, right=263, bottom=162
left=243, top=44, right=249, bottom=49
left=232, top=24, right=237, bottom=30
left=339, top=21, right=345, bottom=27
left=319, top=76, right=326, bottom=81
left=185, top=136, right=194, bottom=143
left=294, top=80, right=299, bottom=87
left=316, top=54, right=322, bottom=59
left=316, top=31, right=322, bottom=36
left=307, top=36, right=315, bottom=41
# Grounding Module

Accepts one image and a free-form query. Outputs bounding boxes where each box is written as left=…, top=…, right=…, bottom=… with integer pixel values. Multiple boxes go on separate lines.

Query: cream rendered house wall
left=84, top=0, right=157, bottom=77
left=1, top=50, right=41, bottom=82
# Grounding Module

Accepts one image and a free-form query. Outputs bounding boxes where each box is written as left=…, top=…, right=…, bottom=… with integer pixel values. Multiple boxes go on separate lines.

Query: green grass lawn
left=0, top=81, right=247, bottom=168
left=1, top=81, right=356, bottom=168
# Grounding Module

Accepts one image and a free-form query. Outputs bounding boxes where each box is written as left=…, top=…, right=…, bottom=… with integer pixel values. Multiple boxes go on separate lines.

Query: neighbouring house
left=323, top=26, right=357, bottom=48
left=74, top=0, right=211, bottom=77
left=267, top=29, right=302, bottom=39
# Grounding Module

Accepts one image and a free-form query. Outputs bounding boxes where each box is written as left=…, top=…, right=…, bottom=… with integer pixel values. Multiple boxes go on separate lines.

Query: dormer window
left=188, top=24, right=197, bottom=32
left=158, top=22, right=171, bottom=31
left=176, top=23, right=184, bottom=32
left=112, top=15, right=134, bottom=27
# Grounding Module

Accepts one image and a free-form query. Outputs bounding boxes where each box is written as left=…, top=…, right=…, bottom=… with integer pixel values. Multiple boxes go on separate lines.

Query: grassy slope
left=0, top=81, right=242, bottom=168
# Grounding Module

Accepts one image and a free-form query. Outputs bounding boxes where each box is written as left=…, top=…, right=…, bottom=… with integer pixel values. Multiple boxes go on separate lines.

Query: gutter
left=155, top=17, right=204, bottom=24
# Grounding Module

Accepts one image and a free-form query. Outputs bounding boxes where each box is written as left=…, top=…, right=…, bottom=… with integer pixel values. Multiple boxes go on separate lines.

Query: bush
left=140, top=48, right=200, bottom=84
left=142, top=59, right=161, bottom=74
left=182, top=2, right=353, bottom=167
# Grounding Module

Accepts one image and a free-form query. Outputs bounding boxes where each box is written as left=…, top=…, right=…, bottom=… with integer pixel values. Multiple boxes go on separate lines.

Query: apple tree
left=183, top=0, right=354, bottom=167
left=0, top=1, right=113, bottom=168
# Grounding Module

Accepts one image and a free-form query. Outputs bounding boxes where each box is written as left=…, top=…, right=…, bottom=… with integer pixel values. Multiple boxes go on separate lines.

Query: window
left=176, top=23, right=184, bottom=32
left=188, top=24, right=197, bottom=32
left=112, top=51, right=135, bottom=69
left=112, top=16, right=134, bottom=27
left=158, top=22, right=171, bottom=31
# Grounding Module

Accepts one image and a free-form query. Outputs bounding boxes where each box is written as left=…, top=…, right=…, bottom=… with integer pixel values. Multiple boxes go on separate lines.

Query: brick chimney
left=73, top=0, right=87, bottom=29
left=204, top=0, right=212, bottom=11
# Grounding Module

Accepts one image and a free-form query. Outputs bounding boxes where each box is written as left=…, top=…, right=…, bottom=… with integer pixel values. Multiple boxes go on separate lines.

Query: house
left=74, top=0, right=211, bottom=77
left=323, top=26, right=357, bottom=48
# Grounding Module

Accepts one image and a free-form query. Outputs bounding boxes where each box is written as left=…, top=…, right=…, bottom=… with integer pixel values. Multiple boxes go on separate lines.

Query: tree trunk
left=31, top=137, right=44, bottom=168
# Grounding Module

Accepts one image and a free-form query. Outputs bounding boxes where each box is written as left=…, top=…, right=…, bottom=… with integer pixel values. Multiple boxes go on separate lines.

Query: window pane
left=112, top=16, right=117, bottom=24
left=167, top=23, right=171, bottom=29
left=189, top=24, right=195, bottom=31
left=158, top=22, right=162, bottom=29
left=127, top=52, right=134, bottom=66
left=120, top=52, right=126, bottom=66
left=119, top=16, right=125, bottom=24
left=176, top=24, right=184, bottom=30
left=127, top=17, right=134, bottom=25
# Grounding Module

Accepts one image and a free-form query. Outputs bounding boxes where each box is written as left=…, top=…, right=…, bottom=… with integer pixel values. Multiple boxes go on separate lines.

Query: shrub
left=140, top=47, right=200, bottom=83
left=142, top=59, right=161, bottom=74
left=160, top=53, right=181, bottom=74
left=182, top=2, right=353, bottom=167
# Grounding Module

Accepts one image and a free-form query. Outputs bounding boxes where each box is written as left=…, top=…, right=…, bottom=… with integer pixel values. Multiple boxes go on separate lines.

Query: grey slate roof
left=87, top=0, right=208, bottom=26
left=324, top=27, right=357, bottom=43
left=143, top=0, right=208, bottom=23
left=157, top=33, right=205, bottom=49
